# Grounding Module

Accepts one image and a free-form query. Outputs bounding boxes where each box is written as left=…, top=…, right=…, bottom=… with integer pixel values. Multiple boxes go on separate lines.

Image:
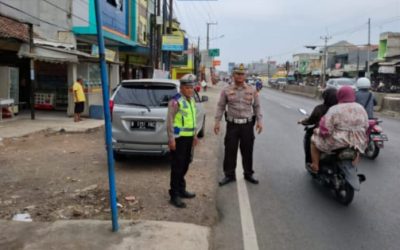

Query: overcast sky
left=174, top=0, right=400, bottom=70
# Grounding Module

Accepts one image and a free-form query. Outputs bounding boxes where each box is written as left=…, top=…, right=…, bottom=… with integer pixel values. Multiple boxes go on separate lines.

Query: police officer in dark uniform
left=214, top=64, right=263, bottom=186
left=167, top=74, right=199, bottom=208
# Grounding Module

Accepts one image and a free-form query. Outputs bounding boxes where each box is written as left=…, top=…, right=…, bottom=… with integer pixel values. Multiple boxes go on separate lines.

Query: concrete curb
left=0, top=119, right=104, bottom=139
left=0, top=220, right=210, bottom=250
left=270, top=85, right=400, bottom=119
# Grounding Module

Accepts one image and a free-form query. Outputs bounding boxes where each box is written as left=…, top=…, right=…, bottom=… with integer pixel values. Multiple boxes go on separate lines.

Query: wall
left=0, top=0, right=74, bottom=45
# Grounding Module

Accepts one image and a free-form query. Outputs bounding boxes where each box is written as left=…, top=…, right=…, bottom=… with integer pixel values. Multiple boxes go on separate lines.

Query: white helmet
left=356, top=77, right=371, bottom=89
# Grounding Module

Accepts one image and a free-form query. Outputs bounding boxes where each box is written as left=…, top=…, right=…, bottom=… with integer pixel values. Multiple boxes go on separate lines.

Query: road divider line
left=279, top=103, right=291, bottom=109
left=236, top=153, right=260, bottom=250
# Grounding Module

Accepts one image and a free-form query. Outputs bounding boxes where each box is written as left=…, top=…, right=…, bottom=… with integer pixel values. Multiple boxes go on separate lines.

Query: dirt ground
left=0, top=86, right=222, bottom=227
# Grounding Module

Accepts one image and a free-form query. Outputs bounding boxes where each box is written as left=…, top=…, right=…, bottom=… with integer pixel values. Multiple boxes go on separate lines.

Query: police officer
left=167, top=74, right=199, bottom=208
left=214, top=64, right=263, bottom=186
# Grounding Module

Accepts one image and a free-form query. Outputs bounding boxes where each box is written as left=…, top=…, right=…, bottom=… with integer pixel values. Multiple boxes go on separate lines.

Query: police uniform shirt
left=215, top=83, right=263, bottom=123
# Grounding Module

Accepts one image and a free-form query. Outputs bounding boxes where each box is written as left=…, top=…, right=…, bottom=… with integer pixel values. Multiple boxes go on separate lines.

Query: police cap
left=233, top=63, right=247, bottom=74
left=179, top=74, right=196, bottom=86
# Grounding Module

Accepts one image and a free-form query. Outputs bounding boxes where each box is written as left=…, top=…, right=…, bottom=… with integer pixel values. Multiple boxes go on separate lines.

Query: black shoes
left=170, top=196, right=186, bottom=208
left=244, top=175, right=259, bottom=184
left=169, top=190, right=196, bottom=208
left=180, top=190, right=196, bottom=199
left=219, top=176, right=236, bottom=186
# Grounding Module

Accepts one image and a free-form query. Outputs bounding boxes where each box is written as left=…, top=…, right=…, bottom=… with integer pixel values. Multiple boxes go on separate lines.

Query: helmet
left=356, top=77, right=371, bottom=90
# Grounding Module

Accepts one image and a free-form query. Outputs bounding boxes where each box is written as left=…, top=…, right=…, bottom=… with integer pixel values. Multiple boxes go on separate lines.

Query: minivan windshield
left=337, top=79, right=355, bottom=86
left=114, top=83, right=178, bottom=107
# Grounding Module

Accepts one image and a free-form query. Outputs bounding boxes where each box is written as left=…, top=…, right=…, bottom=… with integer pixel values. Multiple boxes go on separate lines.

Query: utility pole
left=167, top=0, right=173, bottom=74
left=206, top=22, right=218, bottom=51
left=29, top=23, right=35, bottom=120
left=196, top=36, right=200, bottom=78
left=206, top=22, right=217, bottom=82
left=367, top=18, right=371, bottom=78
left=94, top=0, right=119, bottom=232
left=150, top=0, right=157, bottom=70
left=321, top=35, right=332, bottom=86
left=155, top=0, right=161, bottom=69
left=267, top=56, right=271, bottom=79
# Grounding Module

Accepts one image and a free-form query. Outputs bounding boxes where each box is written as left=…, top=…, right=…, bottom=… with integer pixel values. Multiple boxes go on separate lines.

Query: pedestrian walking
left=167, top=74, right=199, bottom=208
left=214, top=64, right=263, bottom=186
left=72, top=78, right=86, bottom=122
left=201, top=80, right=208, bottom=92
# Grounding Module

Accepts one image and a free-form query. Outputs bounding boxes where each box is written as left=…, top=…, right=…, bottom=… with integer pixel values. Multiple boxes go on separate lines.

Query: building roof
left=0, top=15, right=29, bottom=42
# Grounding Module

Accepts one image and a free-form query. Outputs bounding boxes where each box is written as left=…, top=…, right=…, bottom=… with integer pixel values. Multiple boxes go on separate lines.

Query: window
left=114, top=83, right=177, bottom=107
left=107, top=0, right=123, bottom=11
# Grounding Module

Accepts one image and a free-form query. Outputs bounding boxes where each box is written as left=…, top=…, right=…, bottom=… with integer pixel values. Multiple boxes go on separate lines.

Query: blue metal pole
left=93, top=0, right=119, bottom=232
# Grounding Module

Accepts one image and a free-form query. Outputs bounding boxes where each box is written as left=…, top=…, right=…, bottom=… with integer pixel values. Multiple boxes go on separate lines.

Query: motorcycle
left=298, top=108, right=366, bottom=206
left=364, top=119, right=388, bottom=160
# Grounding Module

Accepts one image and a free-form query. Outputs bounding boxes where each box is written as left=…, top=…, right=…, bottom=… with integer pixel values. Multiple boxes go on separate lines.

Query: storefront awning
left=17, top=44, right=94, bottom=63
left=329, top=69, right=344, bottom=77
left=378, top=66, right=396, bottom=74
left=311, top=70, right=321, bottom=75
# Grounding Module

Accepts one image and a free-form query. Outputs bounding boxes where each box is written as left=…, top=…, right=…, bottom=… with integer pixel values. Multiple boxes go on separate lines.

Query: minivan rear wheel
left=113, top=150, right=124, bottom=162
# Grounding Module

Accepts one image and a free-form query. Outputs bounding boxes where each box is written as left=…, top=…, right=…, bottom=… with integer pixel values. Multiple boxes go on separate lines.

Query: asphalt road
left=212, top=88, right=400, bottom=250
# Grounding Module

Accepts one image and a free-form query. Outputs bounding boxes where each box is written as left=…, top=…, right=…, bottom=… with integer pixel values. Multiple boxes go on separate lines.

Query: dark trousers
left=223, top=122, right=255, bottom=178
left=304, top=127, right=314, bottom=164
left=170, top=136, right=194, bottom=197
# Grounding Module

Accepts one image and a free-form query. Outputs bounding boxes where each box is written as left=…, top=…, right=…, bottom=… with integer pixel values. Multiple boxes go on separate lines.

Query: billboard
left=162, top=35, right=184, bottom=51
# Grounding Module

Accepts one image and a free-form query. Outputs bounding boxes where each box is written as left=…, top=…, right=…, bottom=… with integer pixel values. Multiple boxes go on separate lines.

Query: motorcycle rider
left=298, top=88, right=338, bottom=165
left=355, top=77, right=377, bottom=119
left=255, top=79, right=263, bottom=92
left=310, top=86, right=369, bottom=173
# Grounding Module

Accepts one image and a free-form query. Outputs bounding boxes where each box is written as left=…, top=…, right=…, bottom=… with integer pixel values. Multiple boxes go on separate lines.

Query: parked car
left=276, top=78, right=288, bottom=85
left=110, top=79, right=208, bottom=159
left=268, top=78, right=277, bottom=86
left=326, top=78, right=356, bottom=90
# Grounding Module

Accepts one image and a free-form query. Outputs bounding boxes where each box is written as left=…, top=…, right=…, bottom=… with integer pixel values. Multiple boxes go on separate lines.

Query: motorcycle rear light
left=372, top=125, right=382, bottom=133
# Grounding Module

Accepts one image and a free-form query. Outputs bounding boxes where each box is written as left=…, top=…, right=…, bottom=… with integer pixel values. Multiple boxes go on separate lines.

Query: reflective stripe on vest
left=173, top=97, right=196, bottom=137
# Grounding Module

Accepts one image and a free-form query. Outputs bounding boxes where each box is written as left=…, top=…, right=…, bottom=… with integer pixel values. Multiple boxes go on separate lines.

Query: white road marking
left=279, top=103, right=291, bottom=109
left=236, top=153, right=260, bottom=250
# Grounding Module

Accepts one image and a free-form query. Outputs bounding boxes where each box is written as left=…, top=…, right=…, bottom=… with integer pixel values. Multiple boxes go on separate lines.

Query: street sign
left=208, top=48, right=220, bottom=57
left=213, top=60, right=221, bottom=66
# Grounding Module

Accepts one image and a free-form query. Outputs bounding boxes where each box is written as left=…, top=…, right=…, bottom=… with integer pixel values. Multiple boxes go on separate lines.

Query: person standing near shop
left=167, top=74, right=199, bottom=208
left=72, top=78, right=86, bottom=122
left=214, top=64, right=263, bottom=186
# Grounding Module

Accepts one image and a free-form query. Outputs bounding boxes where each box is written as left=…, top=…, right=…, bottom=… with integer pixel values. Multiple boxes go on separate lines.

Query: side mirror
left=298, top=108, right=308, bottom=116
left=201, top=96, right=209, bottom=102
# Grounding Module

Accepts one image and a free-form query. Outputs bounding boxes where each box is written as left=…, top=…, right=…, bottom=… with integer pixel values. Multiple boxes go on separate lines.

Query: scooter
left=364, top=119, right=388, bottom=160
left=299, top=108, right=366, bottom=206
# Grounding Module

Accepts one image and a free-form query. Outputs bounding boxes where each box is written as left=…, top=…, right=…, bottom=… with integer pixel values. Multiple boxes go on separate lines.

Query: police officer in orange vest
left=167, top=74, right=199, bottom=208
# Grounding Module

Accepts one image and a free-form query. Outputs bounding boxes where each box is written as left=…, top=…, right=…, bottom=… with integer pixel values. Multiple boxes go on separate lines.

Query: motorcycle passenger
left=355, top=77, right=377, bottom=119
left=310, top=86, right=369, bottom=173
left=298, top=88, right=338, bottom=164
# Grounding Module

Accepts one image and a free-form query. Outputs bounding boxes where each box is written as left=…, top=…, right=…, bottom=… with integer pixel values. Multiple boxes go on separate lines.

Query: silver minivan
left=110, top=79, right=207, bottom=159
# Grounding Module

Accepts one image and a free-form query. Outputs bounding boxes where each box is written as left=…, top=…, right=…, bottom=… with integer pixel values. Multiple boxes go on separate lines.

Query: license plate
left=131, top=121, right=156, bottom=131
left=371, top=134, right=388, bottom=141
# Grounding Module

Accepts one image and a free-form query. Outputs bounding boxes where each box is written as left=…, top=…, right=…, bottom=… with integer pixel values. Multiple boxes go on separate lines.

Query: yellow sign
left=91, top=45, right=117, bottom=62
left=162, top=35, right=184, bottom=51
